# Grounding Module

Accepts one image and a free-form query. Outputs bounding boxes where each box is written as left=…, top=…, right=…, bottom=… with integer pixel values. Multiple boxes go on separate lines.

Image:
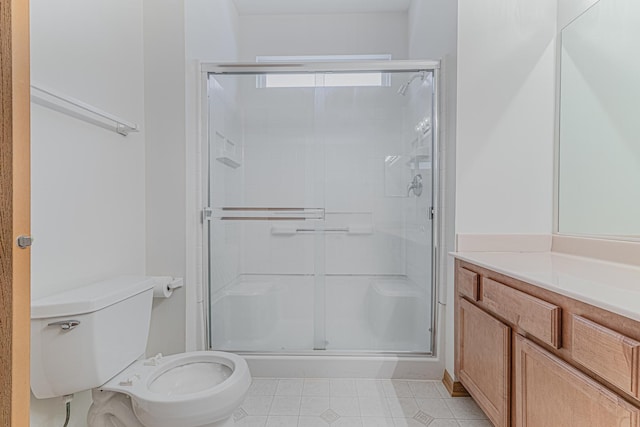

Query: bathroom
left=2, top=0, right=638, bottom=425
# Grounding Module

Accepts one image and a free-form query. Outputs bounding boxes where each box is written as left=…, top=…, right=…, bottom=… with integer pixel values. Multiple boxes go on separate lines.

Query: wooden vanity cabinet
left=455, top=259, right=640, bottom=427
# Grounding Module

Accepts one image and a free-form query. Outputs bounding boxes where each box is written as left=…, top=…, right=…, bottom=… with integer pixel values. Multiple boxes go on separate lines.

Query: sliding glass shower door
left=205, top=64, right=436, bottom=354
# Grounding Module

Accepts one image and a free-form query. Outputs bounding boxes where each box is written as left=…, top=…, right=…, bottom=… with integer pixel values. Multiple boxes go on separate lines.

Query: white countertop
left=452, top=251, right=640, bottom=322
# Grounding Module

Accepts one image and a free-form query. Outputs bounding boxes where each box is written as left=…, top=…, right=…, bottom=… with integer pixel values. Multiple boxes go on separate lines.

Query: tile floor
left=234, top=378, right=492, bottom=427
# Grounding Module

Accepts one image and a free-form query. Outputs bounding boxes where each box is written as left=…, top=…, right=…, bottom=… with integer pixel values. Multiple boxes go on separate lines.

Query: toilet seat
left=97, top=351, right=251, bottom=427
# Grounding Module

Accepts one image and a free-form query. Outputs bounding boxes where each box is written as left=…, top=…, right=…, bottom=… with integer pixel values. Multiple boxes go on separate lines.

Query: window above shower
left=256, top=55, right=393, bottom=89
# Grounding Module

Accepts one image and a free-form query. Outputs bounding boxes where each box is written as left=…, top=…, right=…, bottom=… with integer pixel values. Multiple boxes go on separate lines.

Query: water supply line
left=62, top=394, right=73, bottom=427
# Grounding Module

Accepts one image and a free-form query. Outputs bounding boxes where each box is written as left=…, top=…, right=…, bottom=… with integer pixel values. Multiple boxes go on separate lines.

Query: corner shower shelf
left=214, top=131, right=241, bottom=168
left=216, top=156, right=241, bottom=168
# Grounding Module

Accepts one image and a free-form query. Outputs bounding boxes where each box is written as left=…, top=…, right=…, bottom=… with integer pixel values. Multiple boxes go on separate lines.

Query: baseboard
left=442, top=369, right=470, bottom=397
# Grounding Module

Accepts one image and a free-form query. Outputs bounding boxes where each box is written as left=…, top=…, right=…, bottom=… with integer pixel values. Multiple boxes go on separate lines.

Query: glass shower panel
left=206, top=68, right=435, bottom=354
left=317, top=71, right=434, bottom=353
left=207, top=74, right=325, bottom=352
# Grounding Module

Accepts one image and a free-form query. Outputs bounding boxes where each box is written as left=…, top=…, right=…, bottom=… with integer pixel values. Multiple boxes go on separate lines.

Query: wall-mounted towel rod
left=30, top=84, right=140, bottom=136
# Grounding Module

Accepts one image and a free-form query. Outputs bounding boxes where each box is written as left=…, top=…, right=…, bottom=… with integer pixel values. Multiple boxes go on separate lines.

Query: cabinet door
left=457, top=298, right=511, bottom=427
left=515, top=335, right=640, bottom=427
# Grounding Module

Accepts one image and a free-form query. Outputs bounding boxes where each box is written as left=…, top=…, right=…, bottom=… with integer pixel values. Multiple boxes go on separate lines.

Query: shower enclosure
left=202, top=61, right=439, bottom=355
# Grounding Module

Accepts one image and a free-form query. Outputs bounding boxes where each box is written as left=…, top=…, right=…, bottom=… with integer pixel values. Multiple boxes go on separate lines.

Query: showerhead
left=397, top=71, right=427, bottom=96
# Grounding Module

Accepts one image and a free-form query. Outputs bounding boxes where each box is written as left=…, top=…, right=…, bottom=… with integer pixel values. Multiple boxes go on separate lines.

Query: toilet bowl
left=30, top=276, right=252, bottom=427
left=89, top=351, right=251, bottom=427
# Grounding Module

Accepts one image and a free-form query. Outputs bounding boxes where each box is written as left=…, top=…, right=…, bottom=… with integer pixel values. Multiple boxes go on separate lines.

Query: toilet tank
left=30, top=276, right=155, bottom=399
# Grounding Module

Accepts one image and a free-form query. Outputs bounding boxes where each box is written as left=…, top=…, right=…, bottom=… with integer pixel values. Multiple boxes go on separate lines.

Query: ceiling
left=232, top=0, right=413, bottom=15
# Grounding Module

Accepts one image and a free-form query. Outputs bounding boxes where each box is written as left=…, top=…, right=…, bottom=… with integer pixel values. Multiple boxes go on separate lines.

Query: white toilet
left=30, top=276, right=251, bottom=427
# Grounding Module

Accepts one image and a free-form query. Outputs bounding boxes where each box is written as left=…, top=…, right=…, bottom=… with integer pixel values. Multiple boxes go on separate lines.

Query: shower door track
left=200, top=60, right=441, bottom=358
left=201, top=60, right=440, bottom=75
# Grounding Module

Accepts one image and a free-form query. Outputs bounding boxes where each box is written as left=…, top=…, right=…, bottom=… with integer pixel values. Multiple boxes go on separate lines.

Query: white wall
left=142, top=0, right=188, bottom=359
left=408, top=0, right=458, bottom=379
left=144, top=0, right=241, bottom=356
left=558, top=0, right=600, bottom=28
left=239, top=12, right=409, bottom=60
left=30, top=0, right=146, bottom=424
left=456, top=1, right=557, bottom=235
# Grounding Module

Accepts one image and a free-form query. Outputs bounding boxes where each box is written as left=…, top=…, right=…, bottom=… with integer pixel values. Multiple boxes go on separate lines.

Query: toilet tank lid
left=31, top=276, right=155, bottom=319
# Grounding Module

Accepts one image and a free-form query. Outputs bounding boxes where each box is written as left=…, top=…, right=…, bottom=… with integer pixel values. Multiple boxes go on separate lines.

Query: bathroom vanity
left=453, top=252, right=640, bottom=427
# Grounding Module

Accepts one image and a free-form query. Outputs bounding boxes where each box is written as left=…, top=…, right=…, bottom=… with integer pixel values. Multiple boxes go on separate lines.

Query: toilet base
left=88, top=390, right=145, bottom=427
left=88, top=390, right=237, bottom=427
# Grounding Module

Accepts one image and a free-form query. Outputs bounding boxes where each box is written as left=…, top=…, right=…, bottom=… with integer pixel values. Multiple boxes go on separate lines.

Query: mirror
left=557, top=0, right=640, bottom=237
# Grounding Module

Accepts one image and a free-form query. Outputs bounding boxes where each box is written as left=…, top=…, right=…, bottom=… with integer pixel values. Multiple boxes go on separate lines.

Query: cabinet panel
left=515, top=335, right=640, bottom=427
left=458, top=298, right=510, bottom=427
left=482, top=278, right=561, bottom=348
left=458, top=267, right=479, bottom=301
left=572, top=315, right=640, bottom=397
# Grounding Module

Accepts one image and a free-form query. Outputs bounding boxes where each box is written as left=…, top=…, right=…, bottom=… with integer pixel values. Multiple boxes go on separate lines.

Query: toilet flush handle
left=48, top=320, right=81, bottom=331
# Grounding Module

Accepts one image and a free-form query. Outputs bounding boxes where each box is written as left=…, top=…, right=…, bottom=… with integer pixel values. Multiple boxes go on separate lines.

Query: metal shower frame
left=200, top=60, right=442, bottom=358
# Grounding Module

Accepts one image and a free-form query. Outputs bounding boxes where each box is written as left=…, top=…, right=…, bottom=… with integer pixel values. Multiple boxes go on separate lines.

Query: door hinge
left=429, top=206, right=435, bottom=220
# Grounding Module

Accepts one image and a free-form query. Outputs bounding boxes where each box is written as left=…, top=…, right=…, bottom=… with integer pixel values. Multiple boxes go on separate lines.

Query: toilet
left=30, top=276, right=251, bottom=427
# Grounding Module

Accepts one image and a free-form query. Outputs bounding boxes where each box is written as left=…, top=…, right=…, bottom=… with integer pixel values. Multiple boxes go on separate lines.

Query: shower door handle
left=208, top=207, right=325, bottom=220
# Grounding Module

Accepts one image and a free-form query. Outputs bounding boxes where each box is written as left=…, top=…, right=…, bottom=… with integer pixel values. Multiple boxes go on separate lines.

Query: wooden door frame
left=1, top=0, right=31, bottom=425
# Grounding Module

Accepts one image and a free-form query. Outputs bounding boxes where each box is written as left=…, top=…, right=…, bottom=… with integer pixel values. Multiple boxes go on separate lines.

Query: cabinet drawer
left=572, top=315, right=640, bottom=398
left=458, top=268, right=479, bottom=301
left=482, top=278, right=561, bottom=348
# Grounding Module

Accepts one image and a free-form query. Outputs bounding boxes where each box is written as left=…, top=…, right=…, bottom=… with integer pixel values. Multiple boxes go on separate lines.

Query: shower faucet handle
left=407, top=174, right=423, bottom=197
